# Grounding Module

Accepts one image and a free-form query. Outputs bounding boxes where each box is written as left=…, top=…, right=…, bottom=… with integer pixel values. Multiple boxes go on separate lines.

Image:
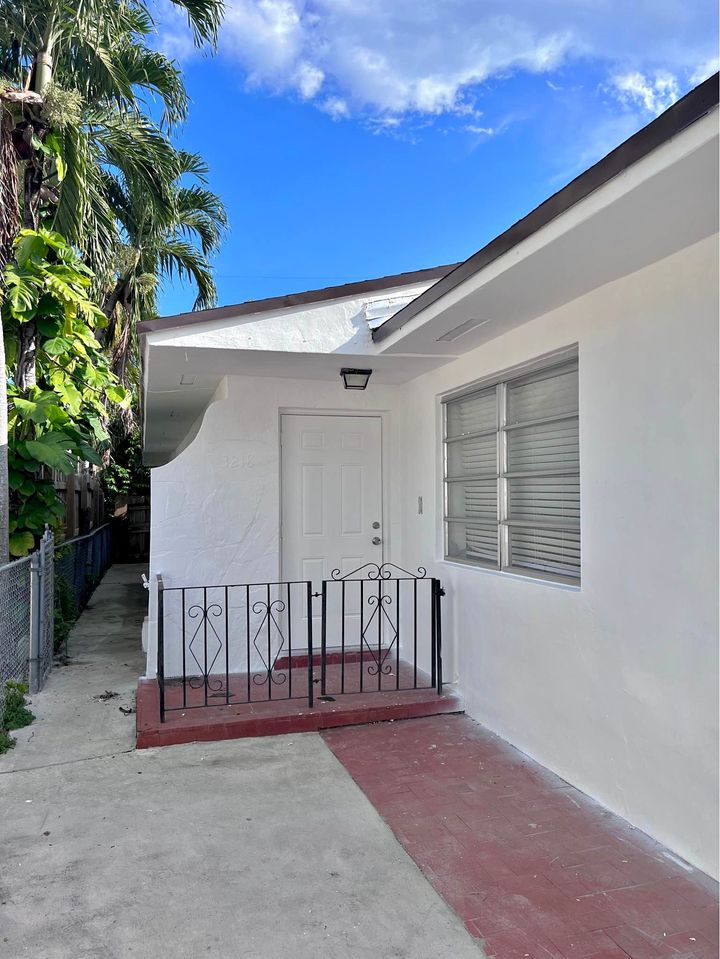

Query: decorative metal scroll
left=251, top=599, right=288, bottom=687
left=187, top=603, right=224, bottom=690
left=330, top=562, right=427, bottom=581
left=158, top=562, right=441, bottom=720
left=326, top=563, right=428, bottom=683
left=361, top=593, right=396, bottom=675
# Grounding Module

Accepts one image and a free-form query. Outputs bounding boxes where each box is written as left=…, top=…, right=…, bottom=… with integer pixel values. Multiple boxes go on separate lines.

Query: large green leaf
left=105, top=384, right=130, bottom=407
left=25, top=433, right=77, bottom=473
left=9, top=532, right=36, bottom=558
left=36, top=314, right=63, bottom=337
left=87, top=416, right=110, bottom=442
left=56, top=380, right=83, bottom=415
left=43, top=337, right=74, bottom=356
left=78, top=442, right=102, bottom=467
left=15, top=232, right=47, bottom=266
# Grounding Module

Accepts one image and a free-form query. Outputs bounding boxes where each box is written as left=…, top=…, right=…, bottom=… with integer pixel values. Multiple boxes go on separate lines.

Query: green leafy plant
left=54, top=573, right=78, bottom=653
left=102, top=419, right=149, bottom=500
left=2, top=680, right=34, bottom=730
left=2, top=228, right=130, bottom=555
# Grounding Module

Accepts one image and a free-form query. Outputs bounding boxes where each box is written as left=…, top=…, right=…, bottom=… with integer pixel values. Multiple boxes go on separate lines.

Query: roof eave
left=373, top=72, right=720, bottom=344
left=138, top=262, right=460, bottom=337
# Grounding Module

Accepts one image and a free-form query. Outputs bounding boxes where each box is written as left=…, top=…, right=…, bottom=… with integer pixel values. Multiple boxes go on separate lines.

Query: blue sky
left=157, top=1, right=718, bottom=317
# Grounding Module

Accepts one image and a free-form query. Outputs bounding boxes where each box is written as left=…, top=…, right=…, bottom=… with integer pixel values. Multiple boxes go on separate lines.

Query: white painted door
left=281, top=414, right=383, bottom=640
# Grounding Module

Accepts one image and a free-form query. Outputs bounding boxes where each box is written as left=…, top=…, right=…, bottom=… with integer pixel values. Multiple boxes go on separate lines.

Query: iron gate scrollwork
left=320, top=563, right=442, bottom=700
left=157, top=564, right=442, bottom=722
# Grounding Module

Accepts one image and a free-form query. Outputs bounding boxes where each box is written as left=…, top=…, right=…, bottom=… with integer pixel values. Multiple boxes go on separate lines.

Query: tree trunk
left=0, top=108, right=19, bottom=269
left=14, top=129, right=45, bottom=392
left=15, top=47, right=53, bottom=393
left=0, top=322, right=8, bottom=565
left=0, top=109, right=18, bottom=564
left=96, top=277, right=126, bottom=347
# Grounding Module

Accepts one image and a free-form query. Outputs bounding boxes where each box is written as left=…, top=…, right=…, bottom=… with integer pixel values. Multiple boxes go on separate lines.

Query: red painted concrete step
left=322, top=715, right=719, bottom=959
left=274, top=647, right=385, bottom=669
left=135, top=677, right=463, bottom=748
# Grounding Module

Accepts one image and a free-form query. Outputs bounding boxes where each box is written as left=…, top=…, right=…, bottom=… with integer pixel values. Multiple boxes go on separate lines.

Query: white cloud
left=160, top=0, right=717, bottom=123
left=295, top=61, right=324, bottom=99
left=610, top=70, right=681, bottom=115
left=690, top=57, right=720, bottom=86
left=319, top=96, right=350, bottom=119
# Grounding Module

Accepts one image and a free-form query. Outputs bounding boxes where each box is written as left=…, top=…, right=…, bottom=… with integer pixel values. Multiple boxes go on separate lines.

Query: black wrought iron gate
left=157, top=563, right=443, bottom=722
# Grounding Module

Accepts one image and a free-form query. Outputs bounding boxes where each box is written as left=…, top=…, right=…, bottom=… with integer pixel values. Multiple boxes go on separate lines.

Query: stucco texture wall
left=150, top=377, right=402, bottom=589
left=396, top=235, right=719, bottom=878
left=148, top=234, right=718, bottom=877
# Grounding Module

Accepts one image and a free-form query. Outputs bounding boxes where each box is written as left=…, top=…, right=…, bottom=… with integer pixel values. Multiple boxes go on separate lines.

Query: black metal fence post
left=306, top=581, right=314, bottom=708
left=434, top=580, right=444, bottom=696
left=430, top=579, right=438, bottom=691
left=157, top=574, right=165, bottom=722
left=320, top=581, right=327, bottom=696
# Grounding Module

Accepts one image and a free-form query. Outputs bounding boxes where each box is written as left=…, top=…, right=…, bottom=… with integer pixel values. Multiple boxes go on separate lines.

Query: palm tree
left=0, top=0, right=224, bottom=561
left=0, top=106, right=18, bottom=562
left=102, top=151, right=227, bottom=409
left=0, top=0, right=224, bottom=388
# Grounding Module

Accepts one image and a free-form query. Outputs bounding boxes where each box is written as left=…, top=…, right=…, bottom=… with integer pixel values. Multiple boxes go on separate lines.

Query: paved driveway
left=0, top=565, right=482, bottom=959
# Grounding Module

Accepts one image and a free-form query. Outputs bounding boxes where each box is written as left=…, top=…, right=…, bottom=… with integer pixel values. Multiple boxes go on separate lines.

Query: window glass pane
left=446, top=388, right=496, bottom=438
left=444, top=353, right=580, bottom=581
left=447, top=432, right=497, bottom=477
left=507, top=418, right=579, bottom=473
left=508, top=526, right=580, bottom=578
left=447, top=478, right=497, bottom=520
left=507, top=365, right=578, bottom=425
left=446, top=522, right=498, bottom=565
left=507, top=475, right=579, bottom=524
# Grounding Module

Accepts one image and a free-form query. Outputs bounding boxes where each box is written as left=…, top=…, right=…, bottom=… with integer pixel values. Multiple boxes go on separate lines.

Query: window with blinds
left=443, top=355, right=580, bottom=582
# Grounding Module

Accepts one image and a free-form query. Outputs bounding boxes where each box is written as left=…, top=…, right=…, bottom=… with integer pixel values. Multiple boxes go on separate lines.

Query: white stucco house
left=138, top=76, right=719, bottom=879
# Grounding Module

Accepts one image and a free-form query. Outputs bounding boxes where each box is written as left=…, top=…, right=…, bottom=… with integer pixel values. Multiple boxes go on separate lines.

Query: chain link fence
left=54, top=525, right=112, bottom=628
left=0, top=525, right=112, bottom=706
left=0, top=557, right=32, bottom=714
left=39, top=531, right=55, bottom=685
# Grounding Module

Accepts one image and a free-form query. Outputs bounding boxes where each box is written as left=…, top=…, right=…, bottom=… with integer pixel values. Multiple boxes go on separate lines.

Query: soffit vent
left=436, top=318, right=491, bottom=342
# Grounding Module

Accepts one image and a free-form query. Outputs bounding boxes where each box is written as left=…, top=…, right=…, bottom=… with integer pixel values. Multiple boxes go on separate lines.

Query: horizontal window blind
left=443, top=357, right=580, bottom=582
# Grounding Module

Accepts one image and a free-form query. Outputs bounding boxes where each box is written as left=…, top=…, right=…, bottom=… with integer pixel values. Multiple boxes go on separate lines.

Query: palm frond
left=174, top=185, right=227, bottom=253
left=175, top=150, right=209, bottom=181
left=54, top=123, right=117, bottom=272
left=114, top=43, right=189, bottom=126
left=87, top=108, right=178, bottom=212
left=158, top=237, right=217, bottom=309
left=168, top=0, right=224, bottom=47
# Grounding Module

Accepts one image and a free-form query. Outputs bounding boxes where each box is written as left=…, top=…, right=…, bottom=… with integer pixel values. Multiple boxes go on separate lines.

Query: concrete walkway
left=2, top=563, right=147, bottom=772
left=0, top=564, right=483, bottom=959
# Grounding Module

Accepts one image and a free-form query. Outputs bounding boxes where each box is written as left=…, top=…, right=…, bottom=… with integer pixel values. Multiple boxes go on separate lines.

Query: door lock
left=372, top=536, right=382, bottom=546
left=372, top=521, right=381, bottom=529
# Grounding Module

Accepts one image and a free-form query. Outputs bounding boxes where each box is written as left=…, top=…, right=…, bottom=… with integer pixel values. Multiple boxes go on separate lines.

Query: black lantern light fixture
left=340, top=368, right=373, bottom=390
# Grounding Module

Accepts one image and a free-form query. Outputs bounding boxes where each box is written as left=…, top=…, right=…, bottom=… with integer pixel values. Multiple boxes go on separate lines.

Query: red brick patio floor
left=322, top=715, right=719, bottom=959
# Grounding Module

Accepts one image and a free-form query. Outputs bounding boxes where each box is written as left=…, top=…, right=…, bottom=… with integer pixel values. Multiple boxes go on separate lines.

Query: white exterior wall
left=146, top=234, right=718, bottom=877
left=396, top=235, right=719, bottom=878
left=149, top=281, right=434, bottom=354
left=147, top=377, right=403, bottom=674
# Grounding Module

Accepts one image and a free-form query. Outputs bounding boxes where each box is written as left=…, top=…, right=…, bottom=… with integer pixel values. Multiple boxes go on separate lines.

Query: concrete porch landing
left=136, top=666, right=463, bottom=747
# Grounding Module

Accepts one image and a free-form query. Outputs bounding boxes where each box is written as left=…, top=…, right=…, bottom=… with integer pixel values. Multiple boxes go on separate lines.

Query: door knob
left=372, top=536, right=382, bottom=546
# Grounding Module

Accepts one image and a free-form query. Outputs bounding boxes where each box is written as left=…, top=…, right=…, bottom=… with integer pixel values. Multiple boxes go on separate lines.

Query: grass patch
left=2, top=681, right=35, bottom=731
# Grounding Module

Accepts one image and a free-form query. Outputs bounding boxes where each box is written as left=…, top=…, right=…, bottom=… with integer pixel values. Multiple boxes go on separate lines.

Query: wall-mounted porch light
left=340, top=368, right=373, bottom=390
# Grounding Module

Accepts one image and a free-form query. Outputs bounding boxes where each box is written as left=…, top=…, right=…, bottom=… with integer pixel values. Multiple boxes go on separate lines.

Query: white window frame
left=442, top=348, right=580, bottom=585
